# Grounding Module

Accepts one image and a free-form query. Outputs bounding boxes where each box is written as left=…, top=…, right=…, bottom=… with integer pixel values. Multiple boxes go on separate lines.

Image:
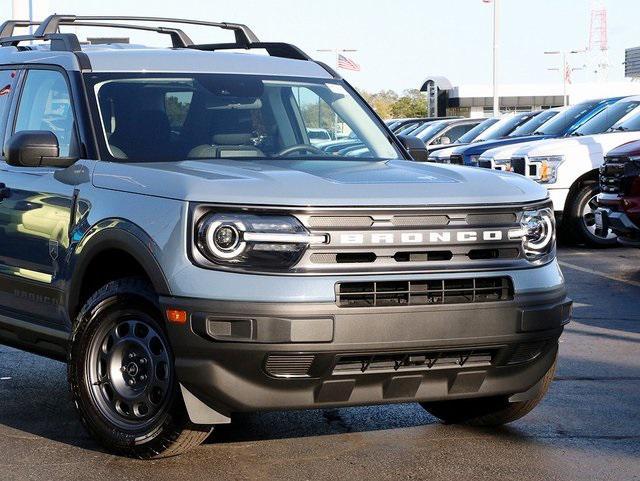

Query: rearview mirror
left=6, top=131, right=77, bottom=168
left=397, top=135, right=429, bottom=162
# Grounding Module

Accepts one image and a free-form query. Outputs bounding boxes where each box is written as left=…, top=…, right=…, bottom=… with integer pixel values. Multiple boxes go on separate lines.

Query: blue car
left=449, top=97, right=623, bottom=166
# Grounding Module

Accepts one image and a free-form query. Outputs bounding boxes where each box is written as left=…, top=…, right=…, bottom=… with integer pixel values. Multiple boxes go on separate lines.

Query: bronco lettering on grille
left=336, top=229, right=505, bottom=246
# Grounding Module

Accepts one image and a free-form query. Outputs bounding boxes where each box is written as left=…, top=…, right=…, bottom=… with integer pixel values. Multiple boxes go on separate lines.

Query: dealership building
left=421, top=76, right=640, bottom=118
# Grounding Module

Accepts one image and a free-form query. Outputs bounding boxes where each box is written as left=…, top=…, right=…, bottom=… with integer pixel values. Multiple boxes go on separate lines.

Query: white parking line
left=559, top=260, right=640, bottom=288
left=0, top=377, right=11, bottom=381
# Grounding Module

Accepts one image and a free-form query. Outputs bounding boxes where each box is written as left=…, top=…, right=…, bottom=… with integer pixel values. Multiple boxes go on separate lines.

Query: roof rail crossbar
left=33, top=15, right=259, bottom=46
left=0, top=21, right=194, bottom=49
left=69, top=21, right=194, bottom=48
left=0, top=20, right=38, bottom=38
left=191, top=42, right=311, bottom=61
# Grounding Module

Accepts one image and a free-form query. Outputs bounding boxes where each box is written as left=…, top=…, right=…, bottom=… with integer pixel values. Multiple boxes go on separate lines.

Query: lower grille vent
left=265, top=354, right=315, bottom=378
left=333, top=349, right=496, bottom=374
left=336, top=277, right=513, bottom=308
left=508, top=341, right=549, bottom=365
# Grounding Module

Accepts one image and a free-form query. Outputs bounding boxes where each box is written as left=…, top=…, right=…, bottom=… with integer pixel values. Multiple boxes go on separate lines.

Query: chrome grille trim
left=293, top=205, right=535, bottom=273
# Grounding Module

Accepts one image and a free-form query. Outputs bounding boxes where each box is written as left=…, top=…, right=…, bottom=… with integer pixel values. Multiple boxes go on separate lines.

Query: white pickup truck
left=479, top=96, right=640, bottom=246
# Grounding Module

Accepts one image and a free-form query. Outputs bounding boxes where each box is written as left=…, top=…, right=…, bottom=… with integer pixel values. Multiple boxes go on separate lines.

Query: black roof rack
left=33, top=15, right=259, bottom=46
left=0, top=15, right=258, bottom=49
left=0, top=15, right=320, bottom=65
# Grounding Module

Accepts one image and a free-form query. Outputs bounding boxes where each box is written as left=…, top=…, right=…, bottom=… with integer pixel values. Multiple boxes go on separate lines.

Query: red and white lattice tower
left=588, top=1, right=609, bottom=82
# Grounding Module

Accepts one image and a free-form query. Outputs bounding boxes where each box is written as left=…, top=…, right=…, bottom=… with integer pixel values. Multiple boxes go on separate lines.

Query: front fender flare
left=64, top=218, right=171, bottom=320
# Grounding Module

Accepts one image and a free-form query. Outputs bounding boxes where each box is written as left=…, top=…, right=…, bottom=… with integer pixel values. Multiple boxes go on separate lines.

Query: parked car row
left=393, top=95, right=640, bottom=246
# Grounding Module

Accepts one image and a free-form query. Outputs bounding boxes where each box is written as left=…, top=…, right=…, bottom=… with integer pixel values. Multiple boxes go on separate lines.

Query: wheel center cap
left=126, top=362, right=139, bottom=377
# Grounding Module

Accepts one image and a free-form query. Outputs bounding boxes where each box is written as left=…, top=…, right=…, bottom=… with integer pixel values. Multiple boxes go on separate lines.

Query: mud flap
left=180, top=384, right=231, bottom=425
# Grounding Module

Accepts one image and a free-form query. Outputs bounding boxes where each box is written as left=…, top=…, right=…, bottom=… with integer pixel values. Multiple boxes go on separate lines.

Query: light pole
left=491, top=0, right=500, bottom=116
left=544, top=50, right=583, bottom=106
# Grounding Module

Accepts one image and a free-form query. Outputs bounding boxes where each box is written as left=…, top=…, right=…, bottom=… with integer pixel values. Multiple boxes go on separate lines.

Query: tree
left=358, top=88, right=427, bottom=119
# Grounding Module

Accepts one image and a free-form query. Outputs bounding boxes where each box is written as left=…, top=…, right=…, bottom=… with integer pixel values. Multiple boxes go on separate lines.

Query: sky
left=3, top=0, right=640, bottom=93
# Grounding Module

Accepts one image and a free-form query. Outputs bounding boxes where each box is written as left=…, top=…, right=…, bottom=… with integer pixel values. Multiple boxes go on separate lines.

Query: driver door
left=0, top=68, right=79, bottom=326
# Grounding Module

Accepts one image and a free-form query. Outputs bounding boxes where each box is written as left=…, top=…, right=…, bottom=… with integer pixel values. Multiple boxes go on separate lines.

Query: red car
left=596, top=140, right=640, bottom=246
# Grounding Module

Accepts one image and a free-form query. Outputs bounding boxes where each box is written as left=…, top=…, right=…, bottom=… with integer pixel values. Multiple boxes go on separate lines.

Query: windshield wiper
left=532, top=131, right=544, bottom=135
left=570, top=131, right=583, bottom=136
left=611, top=125, right=628, bottom=132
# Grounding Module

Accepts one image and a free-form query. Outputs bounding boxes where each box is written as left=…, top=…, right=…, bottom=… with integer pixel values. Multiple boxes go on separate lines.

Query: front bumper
left=162, top=285, right=571, bottom=417
left=595, top=206, right=640, bottom=246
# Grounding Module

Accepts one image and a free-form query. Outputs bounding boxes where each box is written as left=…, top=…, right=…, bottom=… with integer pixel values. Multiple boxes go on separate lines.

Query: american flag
left=564, top=63, right=573, bottom=84
left=337, top=54, right=361, bottom=71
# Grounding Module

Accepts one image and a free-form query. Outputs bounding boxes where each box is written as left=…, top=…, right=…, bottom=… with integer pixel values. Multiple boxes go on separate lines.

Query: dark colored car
left=456, top=98, right=624, bottom=167
left=596, top=140, right=640, bottom=246
left=414, top=117, right=484, bottom=150
left=427, top=116, right=501, bottom=156
left=388, top=116, right=461, bottom=134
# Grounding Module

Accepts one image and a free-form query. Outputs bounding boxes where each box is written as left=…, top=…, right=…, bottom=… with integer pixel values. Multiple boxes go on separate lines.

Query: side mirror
left=6, top=131, right=76, bottom=168
left=397, top=134, right=429, bottom=162
left=439, top=136, right=451, bottom=145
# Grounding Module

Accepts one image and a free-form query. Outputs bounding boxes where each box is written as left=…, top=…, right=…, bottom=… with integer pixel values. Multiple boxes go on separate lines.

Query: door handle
left=0, top=183, right=9, bottom=200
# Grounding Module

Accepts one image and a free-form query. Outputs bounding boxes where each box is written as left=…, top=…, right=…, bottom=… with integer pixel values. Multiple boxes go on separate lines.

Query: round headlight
left=201, top=219, right=247, bottom=259
left=521, top=208, right=555, bottom=257
left=214, top=224, right=240, bottom=251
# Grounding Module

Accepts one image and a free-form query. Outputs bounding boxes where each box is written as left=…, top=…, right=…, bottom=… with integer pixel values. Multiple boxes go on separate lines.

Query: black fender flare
left=64, top=218, right=171, bottom=320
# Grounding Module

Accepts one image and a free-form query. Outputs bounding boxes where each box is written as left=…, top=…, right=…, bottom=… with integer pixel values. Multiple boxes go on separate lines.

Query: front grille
left=333, top=348, right=496, bottom=374
left=293, top=204, right=537, bottom=274
left=449, top=154, right=464, bottom=165
left=336, top=277, right=513, bottom=308
left=600, top=157, right=640, bottom=195
left=265, top=354, right=315, bottom=378
left=512, top=157, right=527, bottom=175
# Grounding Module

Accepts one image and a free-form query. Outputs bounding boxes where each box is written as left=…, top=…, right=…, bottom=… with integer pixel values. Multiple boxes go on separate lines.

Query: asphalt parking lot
left=0, top=247, right=638, bottom=481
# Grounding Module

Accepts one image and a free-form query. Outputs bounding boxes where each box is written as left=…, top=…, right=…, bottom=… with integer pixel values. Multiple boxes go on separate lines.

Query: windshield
left=87, top=73, right=402, bottom=162
left=473, top=113, right=535, bottom=141
left=455, top=118, right=499, bottom=143
left=534, top=101, right=600, bottom=136
left=415, top=121, right=448, bottom=141
left=572, top=100, right=640, bottom=135
left=508, top=109, right=559, bottom=137
left=610, top=108, right=640, bottom=132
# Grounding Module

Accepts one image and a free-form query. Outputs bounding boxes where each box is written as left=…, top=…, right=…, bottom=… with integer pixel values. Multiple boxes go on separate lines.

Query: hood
left=606, top=139, right=640, bottom=157
left=92, top=158, right=548, bottom=206
left=426, top=142, right=469, bottom=153
left=454, top=134, right=553, bottom=156
left=480, top=141, right=544, bottom=161
left=513, top=131, right=640, bottom=158
left=429, top=145, right=459, bottom=159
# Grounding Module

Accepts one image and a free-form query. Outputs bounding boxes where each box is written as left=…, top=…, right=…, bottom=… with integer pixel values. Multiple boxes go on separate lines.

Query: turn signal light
left=166, top=309, right=188, bottom=325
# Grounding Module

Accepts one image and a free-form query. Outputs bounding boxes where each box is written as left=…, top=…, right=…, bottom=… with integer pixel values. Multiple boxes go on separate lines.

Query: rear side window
left=0, top=69, right=17, bottom=155
left=14, top=69, right=77, bottom=157
left=444, top=123, right=477, bottom=143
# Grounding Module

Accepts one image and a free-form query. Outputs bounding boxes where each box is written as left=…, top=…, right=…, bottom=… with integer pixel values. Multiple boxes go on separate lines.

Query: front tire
left=68, top=278, right=212, bottom=458
left=420, top=355, right=556, bottom=426
left=564, top=182, right=617, bottom=247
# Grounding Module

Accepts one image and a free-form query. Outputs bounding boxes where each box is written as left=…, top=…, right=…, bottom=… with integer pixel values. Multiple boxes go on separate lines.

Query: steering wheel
left=276, top=144, right=328, bottom=157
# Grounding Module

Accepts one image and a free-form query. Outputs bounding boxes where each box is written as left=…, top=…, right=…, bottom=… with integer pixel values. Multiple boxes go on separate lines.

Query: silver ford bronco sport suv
left=0, top=15, right=571, bottom=458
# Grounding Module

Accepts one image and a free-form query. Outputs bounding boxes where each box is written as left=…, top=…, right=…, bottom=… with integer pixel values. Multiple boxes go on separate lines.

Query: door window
left=0, top=69, right=18, bottom=155
left=443, top=124, right=476, bottom=143
left=14, top=70, right=77, bottom=157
